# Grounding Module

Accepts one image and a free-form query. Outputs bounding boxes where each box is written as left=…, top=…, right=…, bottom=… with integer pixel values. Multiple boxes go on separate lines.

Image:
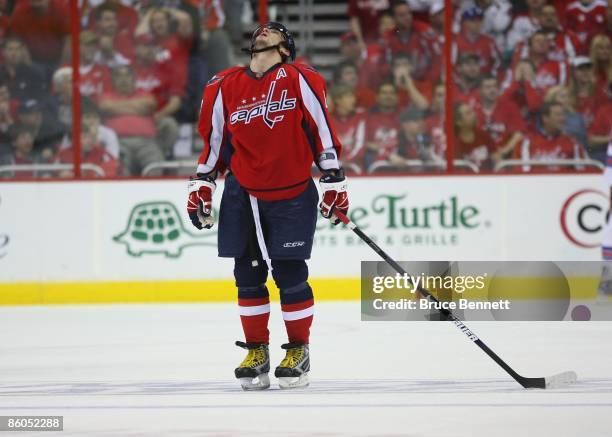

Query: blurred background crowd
left=0, top=0, right=610, bottom=178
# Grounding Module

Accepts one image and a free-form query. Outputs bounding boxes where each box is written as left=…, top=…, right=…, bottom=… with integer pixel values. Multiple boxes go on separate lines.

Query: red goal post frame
left=444, top=0, right=454, bottom=172
left=70, top=0, right=81, bottom=178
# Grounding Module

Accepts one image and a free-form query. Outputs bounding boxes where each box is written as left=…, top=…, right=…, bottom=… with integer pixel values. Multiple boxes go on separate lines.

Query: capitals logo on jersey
left=229, top=68, right=297, bottom=129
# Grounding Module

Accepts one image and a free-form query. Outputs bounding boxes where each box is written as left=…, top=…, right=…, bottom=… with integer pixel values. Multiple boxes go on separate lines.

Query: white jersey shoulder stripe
left=567, top=0, right=606, bottom=12
left=197, top=88, right=225, bottom=174
left=297, top=72, right=340, bottom=170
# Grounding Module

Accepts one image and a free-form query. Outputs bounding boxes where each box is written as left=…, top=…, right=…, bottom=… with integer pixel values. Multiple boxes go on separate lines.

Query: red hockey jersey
left=474, top=98, right=527, bottom=146
left=516, top=128, right=584, bottom=160
left=196, top=63, right=342, bottom=201
left=565, top=0, right=608, bottom=46
left=79, top=63, right=111, bottom=103
left=331, top=111, right=366, bottom=166
left=452, top=34, right=501, bottom=76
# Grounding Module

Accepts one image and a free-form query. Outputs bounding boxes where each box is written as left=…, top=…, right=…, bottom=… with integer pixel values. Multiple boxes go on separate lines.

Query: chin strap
left=241, top=44, right=284, bottom=57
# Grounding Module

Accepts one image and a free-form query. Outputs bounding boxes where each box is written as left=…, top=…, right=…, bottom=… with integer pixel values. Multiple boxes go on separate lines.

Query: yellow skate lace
left=239, top=347, right=267, bottom=369
left=279, top=347, right=303, bottom=369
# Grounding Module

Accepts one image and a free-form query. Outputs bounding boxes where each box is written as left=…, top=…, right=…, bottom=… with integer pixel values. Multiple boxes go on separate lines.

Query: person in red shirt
left=88, top=0, right=138, bottom=38
left=512, top=4, right=582, bottom=63
left=132, top=33, right=180, bottom=159
left=78, top=31, right=112, bottom=103
left=454, top=102, right=495, bottom=169
left=589, top=34, right=612, bottom=95
left=93, top=5, right=134, bottom=67
left=517, top=101, right=585, bottom=164
left=588, top=101, right=612, bottom=161
left=332, top=61, right=377, bottom=110
left=453, top=53, right=482, bottom=105
left=570, top=56, right=608, bottom=128
left=453, top=7, right=500, bottom=76
left=347, top=0, right=390, bottom=50
left=7, top=0, right=69, bottom=74
left=474, top=75, right=526, bottom=160
left=145, top=7, right=193, bottom=100
left=503, top=31, right=571, bottom=115
left=565, top=0, right=608, bottom=48
left=98, top=65, right=164, bottom=175
left=395, top=106, right=441, bottom=167
left=338, top=31, right=389, bottom=92
left=364, top=81, right=401, bottom=169
left=340, top=23, right=394, bottom=89
left=390, top=53, right=431, bottom=111
left=540, top=4, right=582, bottom=58
left=513, top=31, right=571, bottom=90
left=425, top=81, right=446, bottom=153
left=427, top=1, right=445, bottom=82
left=55, top=123, right=119, bottom=178
left=189, top=22, right=348, bottom=391
left=384, top=0, right=435, bottom=80
left=330, top=84, right=367, bottom=170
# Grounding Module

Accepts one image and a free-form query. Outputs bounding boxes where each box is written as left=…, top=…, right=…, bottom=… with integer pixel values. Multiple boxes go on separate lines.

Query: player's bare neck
left=250, top=52, right=283, bottom=78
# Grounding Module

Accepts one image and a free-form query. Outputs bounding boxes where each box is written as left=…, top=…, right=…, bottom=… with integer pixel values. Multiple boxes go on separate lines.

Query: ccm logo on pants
left=283, top=241, right=305, bottom=248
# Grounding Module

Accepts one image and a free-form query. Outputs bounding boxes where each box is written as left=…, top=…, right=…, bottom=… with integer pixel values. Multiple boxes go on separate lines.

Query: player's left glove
left=319, top=168, right=348, bottom=226
left=187, top=174, right=216, bottom=230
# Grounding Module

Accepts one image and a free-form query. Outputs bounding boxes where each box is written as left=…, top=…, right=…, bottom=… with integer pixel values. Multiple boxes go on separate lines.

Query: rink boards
left=0, top=174, right=606, bottom=304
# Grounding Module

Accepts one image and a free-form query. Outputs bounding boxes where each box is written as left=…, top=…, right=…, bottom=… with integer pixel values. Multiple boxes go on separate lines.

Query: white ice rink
left=1, top=302, right=612, bottom=436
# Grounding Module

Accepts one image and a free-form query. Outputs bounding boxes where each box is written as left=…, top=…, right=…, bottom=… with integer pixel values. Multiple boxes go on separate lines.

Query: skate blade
left=239, top=373, right=270, bottom=391
left=278, top=373, right=309, bottom=389
left=545, top=371, right=577, bottom=389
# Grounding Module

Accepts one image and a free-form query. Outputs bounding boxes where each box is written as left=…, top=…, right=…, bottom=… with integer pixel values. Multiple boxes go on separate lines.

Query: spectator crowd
left=0, top=0, right=611, bottom=177
left=334, top=0, right=612, bottom=172
left=0, top=0, right=237, bottom=177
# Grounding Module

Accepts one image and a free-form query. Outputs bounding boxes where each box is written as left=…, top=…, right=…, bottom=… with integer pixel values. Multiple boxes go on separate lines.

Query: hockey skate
left=234, top=341, right=270, bottom=391
left=275, top=342, right=310, bottom=389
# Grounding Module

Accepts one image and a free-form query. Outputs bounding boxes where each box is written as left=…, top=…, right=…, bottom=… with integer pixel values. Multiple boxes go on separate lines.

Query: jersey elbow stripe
left=199, top=88, right=225, bottom=173
left=298, top=74, right=340, bottom=169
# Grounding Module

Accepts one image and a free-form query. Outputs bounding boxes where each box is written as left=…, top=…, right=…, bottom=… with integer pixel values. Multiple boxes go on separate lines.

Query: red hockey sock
left=281, top=298, right=314, bottom=344
left=238, top=296, right=270, bottom=344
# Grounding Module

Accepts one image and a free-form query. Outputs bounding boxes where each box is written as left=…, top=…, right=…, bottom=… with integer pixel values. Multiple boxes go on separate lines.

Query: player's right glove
left=319, top=168, right=348, bottom=226
left=187, top=174, right=216, bottom=229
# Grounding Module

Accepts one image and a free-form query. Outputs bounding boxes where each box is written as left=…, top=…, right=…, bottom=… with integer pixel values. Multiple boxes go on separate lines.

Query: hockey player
left=186, top=22, right=348, bottom=390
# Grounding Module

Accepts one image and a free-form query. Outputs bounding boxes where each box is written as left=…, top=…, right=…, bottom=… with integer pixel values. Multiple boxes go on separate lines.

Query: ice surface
left=1, top=302, right=611, bottom=436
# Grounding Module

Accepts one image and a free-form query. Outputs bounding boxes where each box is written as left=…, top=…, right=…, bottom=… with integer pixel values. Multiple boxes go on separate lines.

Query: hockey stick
left=333, top=210, right=577, bottom=389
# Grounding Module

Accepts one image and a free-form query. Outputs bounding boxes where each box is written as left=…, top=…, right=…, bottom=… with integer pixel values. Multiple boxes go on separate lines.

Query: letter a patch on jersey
left=276, top=68, right=287, bottom=80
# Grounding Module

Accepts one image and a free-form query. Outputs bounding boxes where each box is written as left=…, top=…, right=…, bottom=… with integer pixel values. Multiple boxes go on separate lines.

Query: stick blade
left=545, top=371, right=577, bottom=389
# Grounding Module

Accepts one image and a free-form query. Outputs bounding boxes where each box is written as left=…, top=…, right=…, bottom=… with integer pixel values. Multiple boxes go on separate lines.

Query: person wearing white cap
left=453, top=0, right=513, bottom=52
left=569, top=55, right=606, bottom=134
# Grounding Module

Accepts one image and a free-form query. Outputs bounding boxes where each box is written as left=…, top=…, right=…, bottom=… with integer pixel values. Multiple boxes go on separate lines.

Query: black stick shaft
left=344, top=216, right=544, bottom=389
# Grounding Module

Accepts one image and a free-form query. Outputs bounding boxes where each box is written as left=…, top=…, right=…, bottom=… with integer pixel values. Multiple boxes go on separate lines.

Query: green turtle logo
left=113, top=201, right=216, bottom=258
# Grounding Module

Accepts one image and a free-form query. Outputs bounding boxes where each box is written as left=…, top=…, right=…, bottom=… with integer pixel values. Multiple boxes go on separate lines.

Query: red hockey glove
left=187, top=174, right=216, bottom=230
left=319, top=169, right=348, bottom=226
